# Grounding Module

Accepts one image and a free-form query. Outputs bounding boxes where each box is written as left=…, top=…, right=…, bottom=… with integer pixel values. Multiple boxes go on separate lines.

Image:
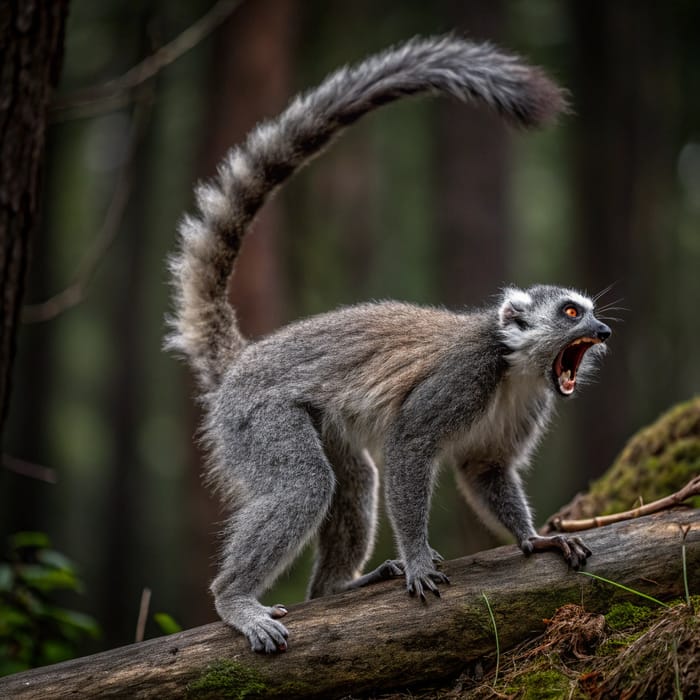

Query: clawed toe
left=524, top=534, right=592, bottom=569
left=269, top=603, right=288, bottom=619
left=406, top=564, right=450, bottom=602
left=249, top=617, right=289, bottom=654
left=380, top=559, right=404, bottom=577
left=429, top=546, right=445, bottom=563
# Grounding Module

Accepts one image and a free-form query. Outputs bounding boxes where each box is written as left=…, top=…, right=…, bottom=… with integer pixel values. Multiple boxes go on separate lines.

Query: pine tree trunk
left=0, top=0, right=68, bottom=444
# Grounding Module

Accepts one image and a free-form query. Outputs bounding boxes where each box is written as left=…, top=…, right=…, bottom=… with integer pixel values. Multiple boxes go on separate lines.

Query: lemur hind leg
left=342, top=546, right=445, bottom=591
left=308, top=441, right=442, bottom=596
left=308, top=446, right=382, bottom=598
left=211, top=401, right=335, bottom=653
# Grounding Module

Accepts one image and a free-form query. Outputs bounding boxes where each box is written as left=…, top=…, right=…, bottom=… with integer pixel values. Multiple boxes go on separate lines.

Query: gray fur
left=165, top=36, right=609, bottom=654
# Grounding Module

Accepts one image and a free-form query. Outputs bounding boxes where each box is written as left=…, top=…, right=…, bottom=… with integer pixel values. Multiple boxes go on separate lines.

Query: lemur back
left=167, top=36, right=611, bottom=654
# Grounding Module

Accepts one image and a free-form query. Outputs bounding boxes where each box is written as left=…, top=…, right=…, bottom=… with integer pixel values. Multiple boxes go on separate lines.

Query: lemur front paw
left=243, top=614, right=289, bottom=654
left=217, top=597, right=289, bottom=654
left=404, top=559, right=450, bottom=602
left=522, top=534, right=592, bottom=570
left=243, top=604, right=289, bottom=653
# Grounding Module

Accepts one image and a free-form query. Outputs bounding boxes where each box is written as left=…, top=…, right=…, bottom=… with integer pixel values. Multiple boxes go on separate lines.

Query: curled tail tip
left=394, top=34, right=570, bottom=130
left=514, top=66, right=571, bottom=129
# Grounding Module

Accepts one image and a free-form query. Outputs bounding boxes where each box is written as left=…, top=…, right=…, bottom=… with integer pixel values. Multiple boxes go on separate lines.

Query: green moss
left=605, top=601, right=655, bottom=631
left=597, top=637, right=629, bottom=656
left=597, top=631, right=645, bottom=657
left=507, top=668, right=571, bottom=699
left=186, top=660, right=268, bottom=699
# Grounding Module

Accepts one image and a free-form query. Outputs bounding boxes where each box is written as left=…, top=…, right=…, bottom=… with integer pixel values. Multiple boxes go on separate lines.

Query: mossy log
left=1, top=509, right=698, bottom=700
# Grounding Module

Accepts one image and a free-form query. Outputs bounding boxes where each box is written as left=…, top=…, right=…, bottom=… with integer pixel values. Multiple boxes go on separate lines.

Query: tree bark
left=0, top=0, right=68, bottom=444
left=1, top=508, right=697, bottom=699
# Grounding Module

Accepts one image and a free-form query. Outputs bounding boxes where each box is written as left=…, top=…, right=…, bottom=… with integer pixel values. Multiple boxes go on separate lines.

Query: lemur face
left=498, top=285, right=612, bottom=396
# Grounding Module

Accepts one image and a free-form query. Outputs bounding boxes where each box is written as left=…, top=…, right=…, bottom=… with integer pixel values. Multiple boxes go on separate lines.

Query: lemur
left=166, top=36, right=611, bottom=653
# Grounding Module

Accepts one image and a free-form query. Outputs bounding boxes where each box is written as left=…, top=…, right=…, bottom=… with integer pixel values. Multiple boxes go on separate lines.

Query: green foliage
left=0, top=532, right=100, bottom=677
left=153, top=612, right=182, bottom=635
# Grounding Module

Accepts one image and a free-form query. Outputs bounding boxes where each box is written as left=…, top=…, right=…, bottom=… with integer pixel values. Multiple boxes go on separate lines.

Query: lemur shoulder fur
left=166, top=36, right=612, bottom=653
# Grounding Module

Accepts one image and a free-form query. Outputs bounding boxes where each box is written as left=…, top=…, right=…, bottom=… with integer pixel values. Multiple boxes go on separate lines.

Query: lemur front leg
left=456, top=462, right=591, bottom=569
left=383, top=435, right=449, bottom=601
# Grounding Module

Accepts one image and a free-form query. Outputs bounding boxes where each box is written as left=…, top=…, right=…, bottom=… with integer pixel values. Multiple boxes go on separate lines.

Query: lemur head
left=497, top=285, right=611, bottom=396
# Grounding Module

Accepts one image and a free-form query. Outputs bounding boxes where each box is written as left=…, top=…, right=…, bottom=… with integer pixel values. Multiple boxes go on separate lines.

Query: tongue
left=559, top=370, right=575, bottom=394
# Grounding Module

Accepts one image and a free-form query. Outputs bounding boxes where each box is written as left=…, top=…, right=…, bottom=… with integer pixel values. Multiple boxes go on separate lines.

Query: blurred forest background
left=2, top=0, right=700, bottom=659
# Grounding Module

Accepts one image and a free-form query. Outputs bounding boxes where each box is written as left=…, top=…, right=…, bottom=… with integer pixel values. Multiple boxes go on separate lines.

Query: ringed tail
left=165, top=35, right=568, bottom=391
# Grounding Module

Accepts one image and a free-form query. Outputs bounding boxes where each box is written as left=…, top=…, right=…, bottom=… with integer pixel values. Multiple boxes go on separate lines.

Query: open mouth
left=552, top=337, right=601, bottom=396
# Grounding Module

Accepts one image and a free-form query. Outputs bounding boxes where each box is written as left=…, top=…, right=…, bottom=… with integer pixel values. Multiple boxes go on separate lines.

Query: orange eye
left=564, top=306, right=579, bottom=319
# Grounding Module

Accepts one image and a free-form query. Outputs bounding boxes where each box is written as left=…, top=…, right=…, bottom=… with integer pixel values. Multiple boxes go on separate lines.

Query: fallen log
left=1, top=509, right=698, bottom=699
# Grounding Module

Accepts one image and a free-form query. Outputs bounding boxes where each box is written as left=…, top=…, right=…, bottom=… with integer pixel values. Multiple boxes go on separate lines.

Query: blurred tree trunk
left=182, top=0, right=297, bottom=628
left=568, top=2, right=679, bottom=481
left=436, top=0, right=510, bottom=309
left=434, top=0, right=511, bottom=555
left=99, top=15, right=156, bottom=650
left=101, top=131, right=149, bottom=646
left=0, top=1, right=68, bottom=447
left=0, top=137, right=58, bottom=537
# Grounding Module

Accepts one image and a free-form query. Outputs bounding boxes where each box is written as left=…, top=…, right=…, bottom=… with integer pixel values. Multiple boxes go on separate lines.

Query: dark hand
left=521, top=534, right=592, bottom=569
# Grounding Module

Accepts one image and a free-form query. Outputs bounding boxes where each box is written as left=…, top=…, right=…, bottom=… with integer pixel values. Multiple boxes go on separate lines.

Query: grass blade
left=578, top=571, right=670, bottom=608
left=481, top=592, right=500, bottom=687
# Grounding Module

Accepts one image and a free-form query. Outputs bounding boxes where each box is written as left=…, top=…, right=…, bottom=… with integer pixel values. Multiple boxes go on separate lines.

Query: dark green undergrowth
left=0, top=532, right=100, bottom=676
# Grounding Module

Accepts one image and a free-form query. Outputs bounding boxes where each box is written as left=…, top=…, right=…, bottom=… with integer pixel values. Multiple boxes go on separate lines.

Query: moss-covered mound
left=546, top=397, right=700, bottom=527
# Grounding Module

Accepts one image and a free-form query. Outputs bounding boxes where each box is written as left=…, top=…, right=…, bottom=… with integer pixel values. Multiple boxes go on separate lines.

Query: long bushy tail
left=166, top=35, right=568, bottom=391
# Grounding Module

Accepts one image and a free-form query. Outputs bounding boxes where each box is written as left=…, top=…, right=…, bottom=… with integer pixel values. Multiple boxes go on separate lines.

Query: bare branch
left=551, top=475, right=700, bottom=532
left=2, top=453, right=58, bottom=484
left=23, top=93, right=153, bottom=324
left=50, top=0, right=244, bottom=121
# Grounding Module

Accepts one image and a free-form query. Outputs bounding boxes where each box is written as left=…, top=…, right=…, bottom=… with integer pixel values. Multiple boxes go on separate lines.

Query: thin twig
left=23, top=92, right=153, bottom=324
left=51, top=0, right=244, bottom=121
left=552, top=475, right=700, bottom=532
left=2, top=453, right=58, bottom=484
left=135, top=587, right=152, bottom=643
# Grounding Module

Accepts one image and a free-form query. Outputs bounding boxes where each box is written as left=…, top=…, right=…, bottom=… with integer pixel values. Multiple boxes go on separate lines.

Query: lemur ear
left=498, top=288, right=532, bottom=326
